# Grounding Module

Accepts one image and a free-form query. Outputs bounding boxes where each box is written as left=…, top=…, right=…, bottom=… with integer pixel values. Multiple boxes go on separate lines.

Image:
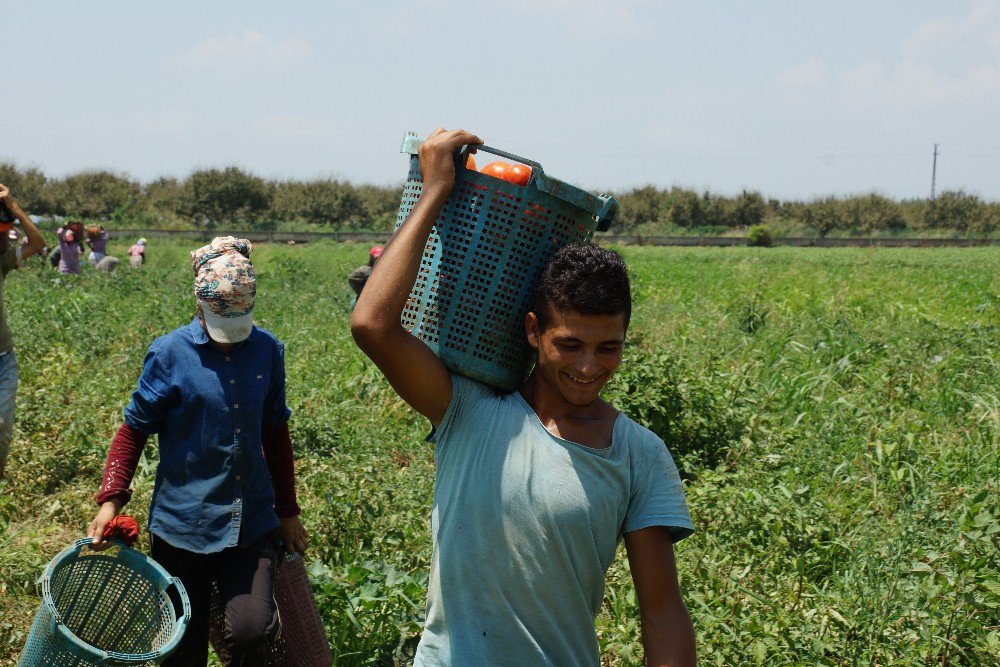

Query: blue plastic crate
left=395, top=133, right=619, bottom=391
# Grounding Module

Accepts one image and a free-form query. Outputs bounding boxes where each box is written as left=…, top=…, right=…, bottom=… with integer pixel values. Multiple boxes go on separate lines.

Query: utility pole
left=931, top=143, right=939, bottom=200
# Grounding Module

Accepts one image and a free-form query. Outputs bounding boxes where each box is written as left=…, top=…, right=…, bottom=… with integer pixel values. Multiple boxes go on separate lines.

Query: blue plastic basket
left=18, top=538, right=190, bottom=666
left=396, top=133, right=619, bottom=391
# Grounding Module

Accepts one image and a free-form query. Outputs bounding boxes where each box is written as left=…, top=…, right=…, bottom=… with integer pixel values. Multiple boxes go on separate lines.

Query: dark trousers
left=152, top=532, right=280, bottom=667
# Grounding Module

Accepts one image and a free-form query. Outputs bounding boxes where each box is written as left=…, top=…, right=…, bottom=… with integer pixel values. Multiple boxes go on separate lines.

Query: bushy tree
left=925, top=190, right=988, bottom=233
left=181, top=167, right=273, bottom=229
left=984, top=204, right=1000, bottom=234
left=617, top=185, right=666, bottom=230
left=665, top=188, right=704, bottom=228
left=272, top=179, right=362, bottom=227
left=142, top=177, right=186, bottom=225
left=846, top=193, right=908, bottom=235
left=356, top=184, right=404, bottom=231
left=701, top=191, right=734, bottom=228
left=732, top=190, right=766, bottom=229
left=776, top=200, right=807, bottom=223
left=47, top=170, right=141, bottom=220
left=802, top=197, right=847, bottom=237
left=0, top=162, right=52, bottom=214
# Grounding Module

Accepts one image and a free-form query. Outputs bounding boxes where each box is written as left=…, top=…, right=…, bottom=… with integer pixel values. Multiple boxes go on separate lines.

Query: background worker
left=87, top=236, right=307, bottom=665
left=347, top=245, right=382, bottom=309
left=0, top=183, right=47, bottom=478
left=96, top=255, right=120, bottom=273
left=56, top=222, right=84, bottom=274
left=127, top=237, right=147, bottom=268
left=351, top=129, right=696, bottom=666
left=85, top=224, right=110, bottom=266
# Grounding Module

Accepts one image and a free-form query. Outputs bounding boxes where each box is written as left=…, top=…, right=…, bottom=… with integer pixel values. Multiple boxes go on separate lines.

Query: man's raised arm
left=350, top=128, right=481, bottom=429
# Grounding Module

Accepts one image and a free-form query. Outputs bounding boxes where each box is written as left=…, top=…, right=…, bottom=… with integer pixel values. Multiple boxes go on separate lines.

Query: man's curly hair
left=529, top=243, right=631, bottom=331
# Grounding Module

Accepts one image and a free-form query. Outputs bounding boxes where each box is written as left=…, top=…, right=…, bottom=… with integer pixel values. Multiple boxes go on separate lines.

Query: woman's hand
left=279, top=515, right=308, bottom=555
left=87, top=500, right=121, bottom=551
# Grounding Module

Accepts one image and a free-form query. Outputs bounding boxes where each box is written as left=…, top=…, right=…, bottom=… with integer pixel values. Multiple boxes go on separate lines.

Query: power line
left=931, top=143, right=939, bottom=200
left=0, top=123, right=397, bottom=140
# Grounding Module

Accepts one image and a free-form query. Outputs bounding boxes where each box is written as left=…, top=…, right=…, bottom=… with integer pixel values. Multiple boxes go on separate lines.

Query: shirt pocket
left=240, top=365, right=271, bottom=422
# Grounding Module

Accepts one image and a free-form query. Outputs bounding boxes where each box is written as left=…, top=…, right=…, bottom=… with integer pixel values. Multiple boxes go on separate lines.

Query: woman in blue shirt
left=87, top=236, right=307, bottom=666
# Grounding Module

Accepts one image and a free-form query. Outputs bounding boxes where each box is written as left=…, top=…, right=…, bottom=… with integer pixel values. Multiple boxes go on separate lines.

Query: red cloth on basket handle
left=102, top=515, right=140, bottom=546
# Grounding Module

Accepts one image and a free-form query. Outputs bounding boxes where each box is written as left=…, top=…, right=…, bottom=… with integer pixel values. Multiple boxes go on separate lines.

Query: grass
left=0, top=240, right=997, bottom=665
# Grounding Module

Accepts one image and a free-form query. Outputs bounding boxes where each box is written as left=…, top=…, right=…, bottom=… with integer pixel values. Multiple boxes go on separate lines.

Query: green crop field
left=0, top=241, right=997, bottom=666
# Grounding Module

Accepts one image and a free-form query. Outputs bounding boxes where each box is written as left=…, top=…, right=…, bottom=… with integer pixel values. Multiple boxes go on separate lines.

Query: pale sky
left=4, top=0, right=999, bottom=200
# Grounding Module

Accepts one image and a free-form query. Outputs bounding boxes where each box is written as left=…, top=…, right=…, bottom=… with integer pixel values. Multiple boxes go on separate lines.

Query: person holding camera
left=0, top=184, right=47, bottom=478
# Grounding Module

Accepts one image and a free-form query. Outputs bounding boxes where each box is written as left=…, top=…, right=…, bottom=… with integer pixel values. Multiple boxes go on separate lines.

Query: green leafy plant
left=2, top=243, right=999, bottom=666
left=746, top=224, right=774, bottom=247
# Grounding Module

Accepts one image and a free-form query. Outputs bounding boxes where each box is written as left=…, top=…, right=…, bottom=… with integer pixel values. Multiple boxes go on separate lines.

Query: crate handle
left=472, top=143, right=619, bottom=230
left=401, top=133, right=543, bottom=182
left=459, top=144, right=544, bottom=180
left=402, top=132, right=619, bottom=231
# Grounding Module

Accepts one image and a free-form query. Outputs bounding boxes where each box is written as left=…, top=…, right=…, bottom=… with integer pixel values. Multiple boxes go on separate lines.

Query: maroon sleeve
left=262, top=422, right=300, bottom=518
left=95, top=423, right=148, bottom=507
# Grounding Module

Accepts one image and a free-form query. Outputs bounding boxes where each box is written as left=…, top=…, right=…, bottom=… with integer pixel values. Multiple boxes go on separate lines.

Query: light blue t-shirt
left=415, top=375, right=694, bottom=666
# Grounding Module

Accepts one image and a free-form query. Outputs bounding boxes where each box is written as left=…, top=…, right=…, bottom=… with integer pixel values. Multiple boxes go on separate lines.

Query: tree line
left=1, top=162, right=997, bottom=236
left=0, top=164, right=403, bottom=232
left=617, top=186, right=1000, bottom=236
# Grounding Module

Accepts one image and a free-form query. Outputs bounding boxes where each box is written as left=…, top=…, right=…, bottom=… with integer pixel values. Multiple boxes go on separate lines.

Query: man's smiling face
left=526, top=307, right=627, bottom=407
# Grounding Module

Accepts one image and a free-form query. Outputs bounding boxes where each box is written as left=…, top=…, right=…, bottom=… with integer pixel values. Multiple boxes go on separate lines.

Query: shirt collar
left=188, top=317, right=211, bottom=345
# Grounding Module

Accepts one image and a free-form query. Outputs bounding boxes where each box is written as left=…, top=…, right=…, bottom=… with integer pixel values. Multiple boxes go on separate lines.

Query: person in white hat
left=127, top=237, right=146, bottom=268
left=87, top=236, right=307, bottom=665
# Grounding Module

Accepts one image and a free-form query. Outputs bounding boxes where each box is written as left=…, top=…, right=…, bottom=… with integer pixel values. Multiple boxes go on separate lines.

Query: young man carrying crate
left=351, top=129, right=695, bottom=666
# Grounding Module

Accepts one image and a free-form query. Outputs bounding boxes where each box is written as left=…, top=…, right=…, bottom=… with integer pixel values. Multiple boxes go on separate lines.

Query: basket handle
left=401, top=132, right=619, bottom=232
left=74, top=536, right=129, bottom=551
left=164, top=576, right=192, bottom=636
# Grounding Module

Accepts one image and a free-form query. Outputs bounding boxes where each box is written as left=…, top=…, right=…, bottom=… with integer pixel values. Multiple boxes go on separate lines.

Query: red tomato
left=481, top=161, right=510, bottom=181
left=466, top=154, right=477, bottom=171
left=507, top=163, right=532, bottom=186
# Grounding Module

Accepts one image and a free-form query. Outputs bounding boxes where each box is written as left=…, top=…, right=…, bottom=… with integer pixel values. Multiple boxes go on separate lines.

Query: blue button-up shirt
left=124, top=318, right=291, bottom=553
